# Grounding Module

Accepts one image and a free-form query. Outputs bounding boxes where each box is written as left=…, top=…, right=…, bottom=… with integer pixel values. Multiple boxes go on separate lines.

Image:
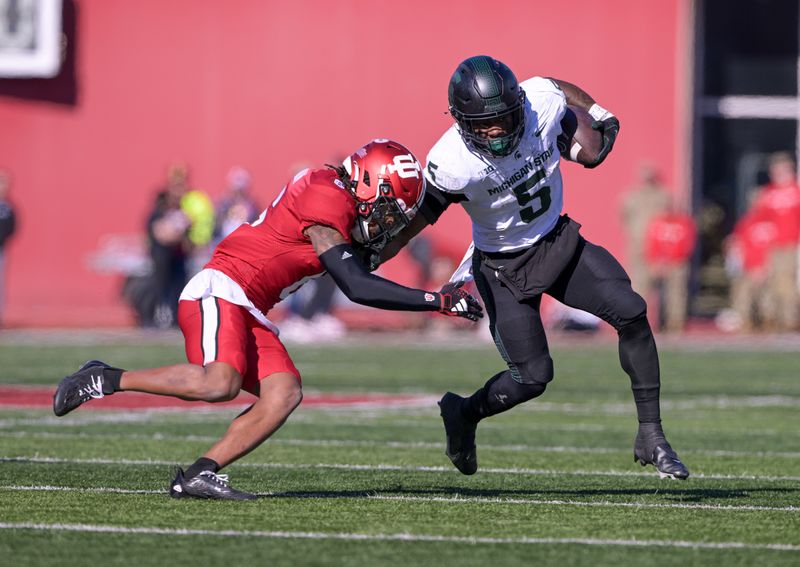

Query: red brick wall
left=0, top=0, right=689, bottom=326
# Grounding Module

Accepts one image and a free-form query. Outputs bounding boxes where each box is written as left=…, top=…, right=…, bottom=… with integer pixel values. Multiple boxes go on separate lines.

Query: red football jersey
left=206, top=168, right=356, bottom=314
left=732, top=212, right=778, bottom=274
left=752, top=183, right=800, bottom=246
left=644, top=213, right=696, bottom=264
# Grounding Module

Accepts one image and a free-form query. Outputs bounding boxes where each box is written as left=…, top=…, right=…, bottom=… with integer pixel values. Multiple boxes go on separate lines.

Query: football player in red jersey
left=53, top=139, right=482, bottom=500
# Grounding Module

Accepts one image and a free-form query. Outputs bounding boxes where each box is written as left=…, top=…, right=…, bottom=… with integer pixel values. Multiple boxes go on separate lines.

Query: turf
left=0, top=334, right=798, bottom=566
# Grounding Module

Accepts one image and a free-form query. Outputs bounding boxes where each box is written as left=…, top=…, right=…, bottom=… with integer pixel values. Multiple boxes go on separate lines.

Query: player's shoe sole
left=438, top=392, right=478, bottom=475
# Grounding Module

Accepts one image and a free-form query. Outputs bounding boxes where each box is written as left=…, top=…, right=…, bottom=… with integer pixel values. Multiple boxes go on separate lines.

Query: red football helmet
left=343, top=139, right=426, bottom=251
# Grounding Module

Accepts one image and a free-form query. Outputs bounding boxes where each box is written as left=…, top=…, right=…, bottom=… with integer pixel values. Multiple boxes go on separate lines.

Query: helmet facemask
left=452, top=91, right=526, bottom=158
left=352, top=182, right=413, bottom=252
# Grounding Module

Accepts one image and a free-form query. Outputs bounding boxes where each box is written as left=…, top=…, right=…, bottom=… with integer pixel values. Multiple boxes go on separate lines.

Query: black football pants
left=466, top=237, right=661, bottom=424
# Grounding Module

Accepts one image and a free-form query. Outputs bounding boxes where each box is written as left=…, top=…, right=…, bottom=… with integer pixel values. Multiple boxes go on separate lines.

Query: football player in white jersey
left=385, top=55, right=688, bottom=480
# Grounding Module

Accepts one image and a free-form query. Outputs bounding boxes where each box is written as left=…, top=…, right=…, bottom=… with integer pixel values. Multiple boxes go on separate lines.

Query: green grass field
left=0, top=333, right=798, bottom=566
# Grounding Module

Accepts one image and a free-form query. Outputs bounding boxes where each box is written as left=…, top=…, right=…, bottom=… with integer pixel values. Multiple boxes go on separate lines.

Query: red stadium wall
left=0, top=0, right=691, bottom=327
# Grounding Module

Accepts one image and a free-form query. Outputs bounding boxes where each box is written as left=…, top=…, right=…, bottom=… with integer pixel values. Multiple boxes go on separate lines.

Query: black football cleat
left=169, top=468, right=258, bottom=501
left=53, top=360, right=121, bottom=417
left=634, top=422, right=690, bottom=480
left=438, top=392, right=478, bottom=475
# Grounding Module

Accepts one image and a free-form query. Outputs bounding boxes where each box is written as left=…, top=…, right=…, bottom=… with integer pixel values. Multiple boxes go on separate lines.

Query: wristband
left=569, top=141, right=583, bottom=161
left=589, top=103, right=614, bottom=122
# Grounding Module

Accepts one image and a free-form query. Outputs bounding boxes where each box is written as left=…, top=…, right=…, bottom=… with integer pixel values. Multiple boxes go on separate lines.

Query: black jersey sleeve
left=419, top=182, right=467, bottom=225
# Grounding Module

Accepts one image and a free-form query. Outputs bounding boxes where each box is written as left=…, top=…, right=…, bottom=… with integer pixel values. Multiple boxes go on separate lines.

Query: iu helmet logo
left=382, top=155, right=422, bottom=179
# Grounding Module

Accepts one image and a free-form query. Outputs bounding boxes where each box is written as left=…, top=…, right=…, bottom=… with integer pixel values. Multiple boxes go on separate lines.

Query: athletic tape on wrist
left=569, top=141, right=583, bottom=161
left=589, top=103, right=613, bottom=122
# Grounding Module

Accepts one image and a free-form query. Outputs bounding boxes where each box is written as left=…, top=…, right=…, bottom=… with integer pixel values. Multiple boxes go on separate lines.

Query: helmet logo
left=381, top=154, right=421, bottom=179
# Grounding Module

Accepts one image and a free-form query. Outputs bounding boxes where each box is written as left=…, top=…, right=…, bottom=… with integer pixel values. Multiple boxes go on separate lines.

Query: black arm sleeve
left=419, top=182, right=467, bottom=225
left=319, top=244, right=441, bottom=312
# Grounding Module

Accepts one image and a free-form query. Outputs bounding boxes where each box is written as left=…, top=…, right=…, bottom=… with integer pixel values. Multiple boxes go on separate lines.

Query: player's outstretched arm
left=306, top=225, right=482, bottom=321
left=549, top=78, right=620, bottom=168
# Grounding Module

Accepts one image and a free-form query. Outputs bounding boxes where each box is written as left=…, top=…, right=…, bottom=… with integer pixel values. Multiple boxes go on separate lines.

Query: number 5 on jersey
left=512, top=167, right=551, bottom=223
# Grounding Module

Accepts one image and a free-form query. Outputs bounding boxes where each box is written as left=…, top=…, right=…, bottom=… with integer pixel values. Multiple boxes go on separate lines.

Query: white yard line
left=0, top=522, right=797, bottom=551
left=1, top=393, right=797, bottom=421
left=0, top=412, right=790, bottom=440
left=1, top=484, right=797, bottom=513
left=3, top=485, right=161, bottom=495
left=362, top=494, right=799, bottom=512
left=3, top=430, right=800, bottom=459
left=3, top=455, right=799, bottom=482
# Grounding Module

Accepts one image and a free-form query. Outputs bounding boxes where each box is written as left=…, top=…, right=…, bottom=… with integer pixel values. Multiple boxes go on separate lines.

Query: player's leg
left=118, top=362, right=241, bottom=401
left=439, top=252, right=553, bottom=475
left=202, top=371, right=301, bottom=468
left=126, top=296, right=246, bottom=400
left=172, top=316, right=302, bottom=500
left=548, top=239, right=689, bottom=479
left=461, top=259, right=554, bottom=419
left=53, top=297, right=246, bottom=416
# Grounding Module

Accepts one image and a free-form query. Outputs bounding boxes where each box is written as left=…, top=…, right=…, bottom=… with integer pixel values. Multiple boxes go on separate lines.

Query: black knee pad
left=611, top=291, right=648, bottom=331
left=617, top=312, right=651, bottom=339
left=512, top=354, right=554, bottom=387
left=513, top=380, right=547, bottom=402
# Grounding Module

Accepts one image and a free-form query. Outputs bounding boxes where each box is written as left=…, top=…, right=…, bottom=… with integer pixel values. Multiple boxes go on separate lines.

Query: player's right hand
left=438, top=282, right=483, bottom=321
left=588, top=116, right=620, bottom=168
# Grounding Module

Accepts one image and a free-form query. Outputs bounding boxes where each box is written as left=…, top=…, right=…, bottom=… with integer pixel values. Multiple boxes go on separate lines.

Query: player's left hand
left=438, top=282, right=483, bottom=321
left=587, top=116, right=620, bottom=168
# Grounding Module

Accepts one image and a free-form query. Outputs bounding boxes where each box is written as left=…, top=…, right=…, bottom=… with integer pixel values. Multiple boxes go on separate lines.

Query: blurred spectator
left=725, top=210, right=777, bottom=332
left=143, top=164, right=194, bottom=328
left=214, top=166, right=260, bottom=243
left=749, top=152, right=800, bottom=331
left=644, top=202, right=697, bottom=333
left=172, top=164, right=215, bottom=275
left=0, top=170, right=16, bottom=326
left=620, top=163, right=671, bottom=296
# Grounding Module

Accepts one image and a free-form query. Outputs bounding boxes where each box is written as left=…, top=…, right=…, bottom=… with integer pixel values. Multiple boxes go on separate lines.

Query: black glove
left=586, top=116, right=620, bottom=168
left=437, top=282, right=483, bottom=321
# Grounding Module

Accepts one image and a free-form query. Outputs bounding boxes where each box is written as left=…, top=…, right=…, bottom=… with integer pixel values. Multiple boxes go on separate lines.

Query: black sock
left=617, top=316, right=662, bottom=424
left=101, top=366, right=124, bottom=394
left=185, top=457, right=220, bottom=479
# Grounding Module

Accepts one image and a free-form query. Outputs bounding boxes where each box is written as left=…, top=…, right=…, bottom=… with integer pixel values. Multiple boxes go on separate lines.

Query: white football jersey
left=425, top=76, right=568, bottom=253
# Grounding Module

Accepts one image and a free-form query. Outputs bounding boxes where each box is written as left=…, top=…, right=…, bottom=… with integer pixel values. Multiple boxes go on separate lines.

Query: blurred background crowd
left=1, top=0, right=799, bottom=339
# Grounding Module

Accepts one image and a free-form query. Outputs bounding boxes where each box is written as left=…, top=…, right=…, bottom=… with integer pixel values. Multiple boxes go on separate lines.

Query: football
left=559, top=104, right=603, bottom=163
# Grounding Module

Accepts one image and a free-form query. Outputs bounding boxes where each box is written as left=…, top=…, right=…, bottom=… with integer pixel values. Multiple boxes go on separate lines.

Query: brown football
left=562, top=104, right=603, bottom=162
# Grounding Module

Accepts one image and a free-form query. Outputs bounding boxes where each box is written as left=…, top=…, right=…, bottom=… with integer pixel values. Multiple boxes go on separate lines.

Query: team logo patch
left=381, top=154, right=421, bottom=179
left=424, top=293, right=436, bottom=302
